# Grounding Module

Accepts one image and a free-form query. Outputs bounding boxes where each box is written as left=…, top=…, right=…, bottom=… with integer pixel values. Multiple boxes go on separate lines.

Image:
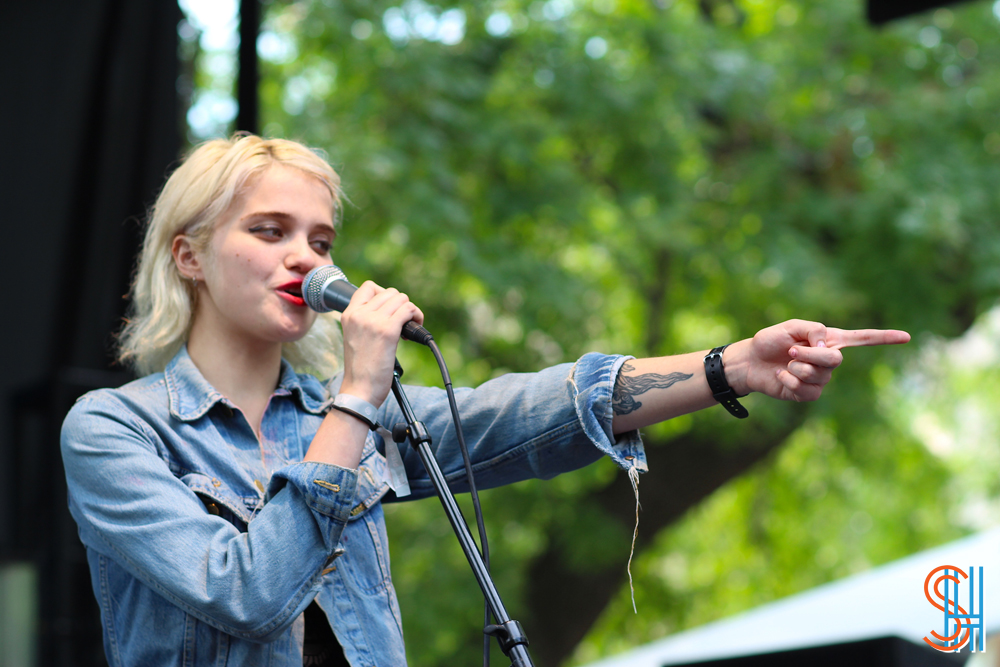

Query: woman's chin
left=267, top=311, right=316, bottom=343
left=274, top=321, right=315, bottom=345
left=269, top=327, right=309, bottom=345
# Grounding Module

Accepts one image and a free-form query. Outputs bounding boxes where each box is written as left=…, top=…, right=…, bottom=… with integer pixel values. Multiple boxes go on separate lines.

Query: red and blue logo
left=923, top=565, right=984, bottom=653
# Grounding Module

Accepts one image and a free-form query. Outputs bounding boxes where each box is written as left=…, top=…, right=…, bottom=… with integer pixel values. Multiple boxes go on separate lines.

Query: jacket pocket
left=180, top=472, right=253, bottom=530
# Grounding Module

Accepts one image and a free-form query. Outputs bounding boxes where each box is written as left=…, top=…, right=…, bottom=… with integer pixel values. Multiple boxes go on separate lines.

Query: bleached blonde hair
left=118, top=134, right=343, bottom=378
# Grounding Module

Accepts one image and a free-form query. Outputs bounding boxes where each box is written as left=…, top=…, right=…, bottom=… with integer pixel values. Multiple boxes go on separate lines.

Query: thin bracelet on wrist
left=703, top=345, right=749, bottom=419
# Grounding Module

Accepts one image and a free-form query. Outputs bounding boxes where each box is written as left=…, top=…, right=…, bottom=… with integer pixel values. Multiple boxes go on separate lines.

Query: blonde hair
left=118, top=134, right=344, bottom=378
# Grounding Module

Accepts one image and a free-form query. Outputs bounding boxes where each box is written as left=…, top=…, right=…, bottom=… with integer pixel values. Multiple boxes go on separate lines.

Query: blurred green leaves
left=247, top=0, right=1000, bottom=663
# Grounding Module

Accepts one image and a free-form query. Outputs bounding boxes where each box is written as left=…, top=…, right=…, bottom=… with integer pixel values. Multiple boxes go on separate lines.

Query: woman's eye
left=311, top=239, right=333, bottom=253
left=249, top=225, right=282, bottom=239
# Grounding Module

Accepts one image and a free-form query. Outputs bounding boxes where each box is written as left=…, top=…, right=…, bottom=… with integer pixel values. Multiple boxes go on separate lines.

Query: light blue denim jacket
left=61, top=347, right=646, bottom=667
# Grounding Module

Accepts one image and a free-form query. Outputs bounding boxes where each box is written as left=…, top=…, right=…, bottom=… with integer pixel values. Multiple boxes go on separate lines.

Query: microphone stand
left=388, top=363, right=534, bottom=667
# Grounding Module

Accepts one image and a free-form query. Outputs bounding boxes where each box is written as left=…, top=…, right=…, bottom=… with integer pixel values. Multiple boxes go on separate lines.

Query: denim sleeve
left=377, top=352, right=646, bottom=500
left=61, top=394, right=358, bottom=642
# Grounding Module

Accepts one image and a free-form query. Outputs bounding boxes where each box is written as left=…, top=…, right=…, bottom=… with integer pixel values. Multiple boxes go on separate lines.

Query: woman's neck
left=186, top=319, right=284, bottom=437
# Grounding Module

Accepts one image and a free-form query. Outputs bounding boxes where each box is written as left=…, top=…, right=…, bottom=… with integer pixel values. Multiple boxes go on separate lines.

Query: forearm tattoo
left=612, top=362, right=693, bottom=416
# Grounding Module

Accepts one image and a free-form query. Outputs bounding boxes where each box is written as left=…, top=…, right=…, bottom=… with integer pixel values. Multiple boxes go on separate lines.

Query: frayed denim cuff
left=571, top=352, right=647, bottom=473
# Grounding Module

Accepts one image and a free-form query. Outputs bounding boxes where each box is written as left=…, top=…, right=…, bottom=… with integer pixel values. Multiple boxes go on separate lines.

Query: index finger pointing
left=827, top=328, right=911, bottom=349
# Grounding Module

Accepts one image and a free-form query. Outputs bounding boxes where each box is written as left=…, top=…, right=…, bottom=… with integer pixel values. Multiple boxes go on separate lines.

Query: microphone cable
left=426, top=338, right=493, bottom=667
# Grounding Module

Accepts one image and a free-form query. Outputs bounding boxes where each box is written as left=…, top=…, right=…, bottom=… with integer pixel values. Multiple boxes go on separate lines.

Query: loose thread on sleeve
left=626, top=463, right=641, bottom=614
left=568, top=359, right=580, bottom=394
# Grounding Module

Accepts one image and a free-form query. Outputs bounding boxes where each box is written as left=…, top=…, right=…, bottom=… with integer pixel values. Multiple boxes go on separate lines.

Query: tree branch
left=524, top=410, right=807, bottom=665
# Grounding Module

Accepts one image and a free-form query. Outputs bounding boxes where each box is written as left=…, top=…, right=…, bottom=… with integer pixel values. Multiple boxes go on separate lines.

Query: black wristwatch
left=704, top=345, right=749, bottom=419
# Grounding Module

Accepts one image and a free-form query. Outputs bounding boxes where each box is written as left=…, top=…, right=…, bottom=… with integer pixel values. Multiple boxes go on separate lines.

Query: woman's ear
left=172, top=234, right=203, bottom=281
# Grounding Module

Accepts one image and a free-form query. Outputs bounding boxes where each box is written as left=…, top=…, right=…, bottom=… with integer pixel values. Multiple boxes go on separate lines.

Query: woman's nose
left=285, top=235, right=320, bottom=273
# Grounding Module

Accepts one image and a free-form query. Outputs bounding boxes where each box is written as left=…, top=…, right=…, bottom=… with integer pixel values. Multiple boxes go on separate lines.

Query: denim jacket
left=61, top=347, right=646, bottom=667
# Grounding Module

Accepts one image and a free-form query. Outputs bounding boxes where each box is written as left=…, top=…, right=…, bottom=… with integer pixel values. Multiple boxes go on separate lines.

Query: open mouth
left=277, top=281, right=306, bottom=306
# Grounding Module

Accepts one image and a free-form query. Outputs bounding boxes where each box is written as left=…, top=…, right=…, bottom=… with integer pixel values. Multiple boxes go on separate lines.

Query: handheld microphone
left=303, top=265, right=433, bottom=345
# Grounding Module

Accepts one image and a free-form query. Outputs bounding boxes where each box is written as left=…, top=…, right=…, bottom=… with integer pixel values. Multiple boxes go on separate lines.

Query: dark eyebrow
left=242, top=210, right=292, bottom=222
left=241, top=211, right=336, bottom=234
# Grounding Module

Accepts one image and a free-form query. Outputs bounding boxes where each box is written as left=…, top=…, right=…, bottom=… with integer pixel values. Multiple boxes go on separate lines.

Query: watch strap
left=704, top=345, right=749, bottom=419
left=330, top=393, right=380, bottom=430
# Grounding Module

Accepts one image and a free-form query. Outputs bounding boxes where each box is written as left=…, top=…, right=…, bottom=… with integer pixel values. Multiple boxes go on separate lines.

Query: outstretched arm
left=611, top=320, right=910, bottom=434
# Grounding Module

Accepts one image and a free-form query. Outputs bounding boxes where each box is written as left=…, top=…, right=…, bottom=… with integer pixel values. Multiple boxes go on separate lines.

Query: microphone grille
left=303, top=265, right=348, bottom=313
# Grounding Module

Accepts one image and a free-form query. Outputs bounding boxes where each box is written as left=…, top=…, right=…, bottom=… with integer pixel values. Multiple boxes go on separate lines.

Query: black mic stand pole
left=388, top=363, right=534, bottom=667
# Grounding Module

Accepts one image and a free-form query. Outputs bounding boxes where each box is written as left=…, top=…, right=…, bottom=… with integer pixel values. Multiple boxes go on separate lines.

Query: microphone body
left=303, top=265, right=433, bottom=345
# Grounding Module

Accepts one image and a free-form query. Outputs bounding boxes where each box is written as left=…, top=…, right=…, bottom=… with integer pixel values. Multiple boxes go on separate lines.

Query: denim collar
left=164, top=346, right=330, bottom=422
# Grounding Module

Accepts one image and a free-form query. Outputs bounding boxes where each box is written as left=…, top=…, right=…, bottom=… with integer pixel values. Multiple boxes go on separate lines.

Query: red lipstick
left=276, top=280, right=306, bottom=307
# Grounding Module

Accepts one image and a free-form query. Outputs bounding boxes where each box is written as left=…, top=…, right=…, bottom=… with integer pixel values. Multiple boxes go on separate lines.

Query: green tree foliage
left=252, top=0, right=1000, bottom=663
